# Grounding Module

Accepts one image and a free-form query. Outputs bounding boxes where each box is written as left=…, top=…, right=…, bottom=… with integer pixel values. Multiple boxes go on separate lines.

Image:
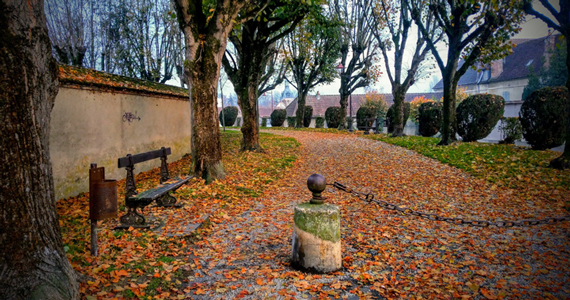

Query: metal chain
left=329, top=182, right=570, bottom=228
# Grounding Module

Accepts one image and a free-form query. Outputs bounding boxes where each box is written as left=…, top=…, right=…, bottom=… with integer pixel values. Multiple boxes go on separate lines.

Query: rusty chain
left=329, top=182, right=570, bottom=228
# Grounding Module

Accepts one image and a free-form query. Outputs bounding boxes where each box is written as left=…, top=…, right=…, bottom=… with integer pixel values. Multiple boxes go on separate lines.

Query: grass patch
left=366, top=134, right=570, bottom=202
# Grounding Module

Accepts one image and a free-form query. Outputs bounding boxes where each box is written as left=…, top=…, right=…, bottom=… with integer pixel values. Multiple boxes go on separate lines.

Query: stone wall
left=50, top=85, right=191, bottom=199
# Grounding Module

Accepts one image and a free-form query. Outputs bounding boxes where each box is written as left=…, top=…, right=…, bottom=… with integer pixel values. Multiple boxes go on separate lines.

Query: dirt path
left=184, top=131, right=570, bottom=299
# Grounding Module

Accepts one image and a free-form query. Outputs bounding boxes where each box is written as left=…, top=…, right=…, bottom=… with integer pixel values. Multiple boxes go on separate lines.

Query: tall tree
left=45, top=0, right=91, bottom=67
left=332, top=0, right=380, bottom=130
left=223, top=0, right=310, bottom=151
left=0, top=1, right=79, bottom=299
left=524, top=0, right=570, bottom=169
left=371, top=0, right=441, bottom=136
left=411, top=0, right=525, bottom=145
left=284, top=14, right=342, bottom=128
left=173, top=0, right=268, bottom=182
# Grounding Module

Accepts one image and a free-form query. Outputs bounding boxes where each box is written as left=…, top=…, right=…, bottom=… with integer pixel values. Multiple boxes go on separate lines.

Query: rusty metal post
left=89, top=163, right=118, bottom=256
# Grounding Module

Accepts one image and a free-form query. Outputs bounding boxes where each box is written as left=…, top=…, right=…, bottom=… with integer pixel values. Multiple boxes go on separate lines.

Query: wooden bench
left=117, top=147, right=191, bottom=228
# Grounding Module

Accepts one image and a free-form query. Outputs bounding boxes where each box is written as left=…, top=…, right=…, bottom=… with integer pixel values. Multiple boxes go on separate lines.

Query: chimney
left=490, top=60, right=503, bottom=78
left=316, top=91, right=321, bottom=100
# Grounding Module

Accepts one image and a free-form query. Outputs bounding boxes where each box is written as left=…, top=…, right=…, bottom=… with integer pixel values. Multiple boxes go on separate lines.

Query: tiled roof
left=58, top=65, right=189, bottom=98
left=433, top=35, right=552, bottom=89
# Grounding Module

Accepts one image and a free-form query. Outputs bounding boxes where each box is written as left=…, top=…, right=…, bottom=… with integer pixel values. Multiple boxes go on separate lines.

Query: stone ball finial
left=307, top=174, right=326, bottom=204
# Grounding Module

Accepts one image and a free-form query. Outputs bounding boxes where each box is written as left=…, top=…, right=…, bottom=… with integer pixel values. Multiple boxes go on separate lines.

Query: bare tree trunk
left=391, top=87, right=406, bottom=137
left=439, top=69, right=458, bottom=145
left=0, top=1, right=79, bottom=299
left=239, top=84, right=261, bottom=151
left=550, top=38, right=570, bottom=169
left=187, top=48, right=225, bottom=182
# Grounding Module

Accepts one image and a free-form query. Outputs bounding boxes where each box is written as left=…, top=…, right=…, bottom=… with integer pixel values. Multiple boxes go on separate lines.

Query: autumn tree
left=223, top=0, right=312, bottom=151
left=524, top=0, right=569, bottom=169
left=0, top=0, right=79, bottom=299
left=284, top=14, right=342, bottom=128
left=331, top=0, right=380, bottom=130
left=371, top=0, right=441, bottom=136
left=173, top=0, right=269, bottom=181
left=411, top=0, right=525, bottom=145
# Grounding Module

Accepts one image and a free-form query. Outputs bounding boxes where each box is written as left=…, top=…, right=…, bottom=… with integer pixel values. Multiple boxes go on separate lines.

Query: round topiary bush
left=519, top=87, right=568, bottom=150
left=356, top=106, right=375, bottom=130
left=418, top=101, right=442, bottom=137
left=325, top=107, right=343, bottom=129
left=456, top=94, right=505, bottom=142
left=219, top=106, right=239, bottom=126
left=315, top=117, right=325, bottom=128
left=303, top=106, right=313, bottom=127
left=270, top=109, right=287, bottom=127
left=386, top=102, right=411, bottom=134
left=286, top=116, right=296, bottom=127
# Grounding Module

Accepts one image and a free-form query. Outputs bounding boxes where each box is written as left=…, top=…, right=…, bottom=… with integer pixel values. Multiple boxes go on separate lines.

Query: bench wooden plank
left=118, top=147, right=172, bottom=168
left=128, top=177, right=190, bottom=201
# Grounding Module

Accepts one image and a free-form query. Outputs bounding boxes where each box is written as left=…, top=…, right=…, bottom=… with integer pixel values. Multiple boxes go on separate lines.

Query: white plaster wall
left=50, top=87, right=191, bottom=199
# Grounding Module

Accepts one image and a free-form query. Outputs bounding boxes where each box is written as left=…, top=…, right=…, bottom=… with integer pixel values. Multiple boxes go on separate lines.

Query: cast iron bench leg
left=119, top=207, right=147, bottom=226
left=156, top=193, right=178, bottom=207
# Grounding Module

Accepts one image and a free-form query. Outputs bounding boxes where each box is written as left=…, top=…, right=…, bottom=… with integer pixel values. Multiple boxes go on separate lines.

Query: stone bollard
left=291, top=174, right=341, bottom=273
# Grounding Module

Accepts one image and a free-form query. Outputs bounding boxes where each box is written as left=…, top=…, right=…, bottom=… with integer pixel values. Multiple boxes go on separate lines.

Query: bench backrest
left=118, top=147, right=171, bottom=168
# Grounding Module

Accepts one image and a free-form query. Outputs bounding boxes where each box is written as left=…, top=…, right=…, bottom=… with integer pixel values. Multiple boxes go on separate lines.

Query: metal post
left=91, top=219, right=98, bottom=256
left=349, top=93, right=353, bottom=132
left=90, top=163, right=98, bottom=257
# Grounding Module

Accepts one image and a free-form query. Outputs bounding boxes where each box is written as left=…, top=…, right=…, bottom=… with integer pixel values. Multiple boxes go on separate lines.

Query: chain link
left=330, top=182, right=570, bottom=228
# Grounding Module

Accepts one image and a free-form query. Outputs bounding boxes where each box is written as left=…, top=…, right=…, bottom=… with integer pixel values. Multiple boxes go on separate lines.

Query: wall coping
left=58, top=65, right=189, bottom=100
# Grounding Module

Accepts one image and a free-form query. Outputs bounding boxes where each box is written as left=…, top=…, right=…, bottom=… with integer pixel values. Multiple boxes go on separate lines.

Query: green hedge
left=270, top=109, right=287, bottom=127
left=519, top=87, right=568, bottom=150
left=456, top=94, right=504, bottom=142
left=286, top=116, right=296, bottom=127
left=315, top=117, right=325, bottom=128
left=325, top=107, right=343, bottom=129
left=418, top=102, right=442, bottom=137
left=356, top=106, right=375, bottom=130
left=219, top=106, right=239, bottom=127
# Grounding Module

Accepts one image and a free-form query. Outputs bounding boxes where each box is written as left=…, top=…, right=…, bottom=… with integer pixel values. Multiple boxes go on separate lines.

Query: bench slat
left=128, top=177, right=190, bottom=201
left=118, top=147, right=172, bottom=168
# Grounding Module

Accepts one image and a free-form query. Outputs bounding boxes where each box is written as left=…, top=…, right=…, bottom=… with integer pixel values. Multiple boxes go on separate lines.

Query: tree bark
left=0, top=1, right=79, bottom=299
left=239, top=83, right=262, bottom=151
left=295, top=84, right=308, bottom=128
left=391, top=86, right=406, bottom=137
left=186, top=42, right=226, bottom=182
left=550, top=35, right=570, bottom=169
left=439, top=68, right=458, bottom=145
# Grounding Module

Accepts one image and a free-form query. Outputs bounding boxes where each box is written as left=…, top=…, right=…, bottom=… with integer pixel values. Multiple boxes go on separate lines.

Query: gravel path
left=183, top=131, right=570, bottom=299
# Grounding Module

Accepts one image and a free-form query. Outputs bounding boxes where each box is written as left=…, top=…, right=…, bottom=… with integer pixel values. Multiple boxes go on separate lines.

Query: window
left=502, top=91, right=510, bottom=102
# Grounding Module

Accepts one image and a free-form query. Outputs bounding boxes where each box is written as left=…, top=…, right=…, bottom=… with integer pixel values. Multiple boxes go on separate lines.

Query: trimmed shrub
left=261, top=117, right=267, bottom=127
left=303, top=106, right=313, bottom=127
left=315, top=117, right=325, bottom=128
left=236, top=117, right=241, bottom=127
left=519, top=87, right=568, bottom=150
left=356, top=106, right=375, bottom=130
left=325, top=107, right=343, bottom=129
left=286, top=116, right=296, bottom=128
left=386, top=102, right=411, bottom=134
left=418, top=102, right=443, bottom=137
left=270, top=109, right=287, bottom=127
left=219, top=106, right=238, bottom=126
left=498, top=117, right=522, bottom=144
left=457, top=94, right=505, bottom=142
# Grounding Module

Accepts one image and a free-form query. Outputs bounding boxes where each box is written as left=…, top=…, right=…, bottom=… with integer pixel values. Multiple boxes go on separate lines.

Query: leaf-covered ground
left=59, top=130, right=570, bottom=299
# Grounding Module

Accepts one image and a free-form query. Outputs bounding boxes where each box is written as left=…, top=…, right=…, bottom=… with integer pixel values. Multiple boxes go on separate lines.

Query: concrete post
left=291, top=174, right=341, bottom=273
